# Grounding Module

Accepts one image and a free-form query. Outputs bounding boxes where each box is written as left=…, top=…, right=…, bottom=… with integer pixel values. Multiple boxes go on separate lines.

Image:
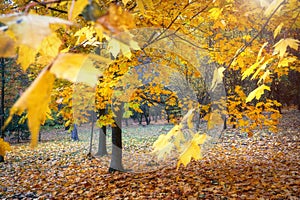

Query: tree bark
left=88, top=111, right=96, bottom=156
left=109, top=104, right=125, bottom=172
left=0, top=58, right=5, bottom=162
left=96, top=109, right=108, bottom=156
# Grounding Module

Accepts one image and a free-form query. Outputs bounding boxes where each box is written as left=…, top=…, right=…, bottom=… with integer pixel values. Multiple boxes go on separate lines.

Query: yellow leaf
left=0, top=32, right=16, bottom=57
left=258, top=69, right=271, bottom=84
left=0, top=138, right=11, bottom=157
left=17, top=45, right=38, bottom=71
left=187, top=111, right=194, bottom=129
left=177, top=133, right=206, bottom=168
left=251, top=58, right=272, bottom=80
left=242, top=57, right=264, bottom=80
left=108, top=38, right=120, bottom=58
left=122, top=0, right=131, bottom=5
left=69, top=0, right=89, bottom=21
left=257, top=42, right=268, bottom=62
left=278, top=56, right=297, bottom=67
left=129, top=39, right=141, bottom=50
left=264, top=0, right=284, bottom=17
left=273, top=38, right=300, bottom=59
left=136, top=0, right=145, bottom=13
left=210, top=67, right=225, bottom=91
left=4, top=69, right=55, bottom=148
left=246, top=84, right=270, bottom=103
left=120, top=42, right=132, bottom=59
left=273, top=23, right=283, bottom=39
left=152, top=124, right=181, bottom=155
left=156, top=142, right=174, bottom=160
left=38, top=33, right=62, bottom=65
left=50, top=53, right=104, bottom=86
left=208, top=8, right=223, bottom=20
left=0, top=14, right=72, bottom=49
left=144, top=0, right=154, bottom=9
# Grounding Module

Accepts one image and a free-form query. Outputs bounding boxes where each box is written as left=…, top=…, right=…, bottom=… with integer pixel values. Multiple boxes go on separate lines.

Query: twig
left=25, top=0, right=69, bottom=14
left=225, top=0, right=286, bottom=69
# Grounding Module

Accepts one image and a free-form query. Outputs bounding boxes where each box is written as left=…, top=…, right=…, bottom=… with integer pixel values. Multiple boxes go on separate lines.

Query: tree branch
left=25, top=0, right=69, bottom=14
left=226, top=0, right=287, bottom=69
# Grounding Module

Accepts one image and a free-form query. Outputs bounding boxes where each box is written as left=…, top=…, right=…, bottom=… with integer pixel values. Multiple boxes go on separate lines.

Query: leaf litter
left=0, top=111, right=299, bottom=199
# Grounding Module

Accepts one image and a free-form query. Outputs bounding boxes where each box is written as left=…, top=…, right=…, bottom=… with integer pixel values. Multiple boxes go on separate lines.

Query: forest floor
left=0, top=110, right=299, bottom=199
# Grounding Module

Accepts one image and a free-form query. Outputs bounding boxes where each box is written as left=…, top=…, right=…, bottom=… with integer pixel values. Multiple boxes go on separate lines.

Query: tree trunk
left=0, top=58, right=5, bottom=162
left=109, top=104, right=125, bottom=173
left=88, top=111, right=96, bottom=156
left=71, top=124, right=79, bottom=141
left=96, top=109, right=107, bottom=156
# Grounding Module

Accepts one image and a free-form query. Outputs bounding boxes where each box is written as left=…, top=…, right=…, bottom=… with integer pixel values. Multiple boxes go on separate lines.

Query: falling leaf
left=17, top=45, right=38, bottom=71
left=50, top=53, right=106, bottom=86
left=0, top=14, right=72, bottom=49
left=177, top=133, right=207, bottom=168
left=108, top=38, right=121, bottom=58
left=4, top=69, right=55, bottom=148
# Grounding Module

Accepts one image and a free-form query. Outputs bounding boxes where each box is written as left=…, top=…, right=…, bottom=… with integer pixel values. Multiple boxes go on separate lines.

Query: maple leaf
left=4, top=69, right=55, bottom=148
left=108, top=37, right=140, bottom=59
left=0, top=14, right=72, bottom=49
left=152, top=124, right=181, bottom=157
left=16, top=45, right=38, bottom=71
left=273, top=38, right=300, bottom=59
left=242, top=57, right=264, bottom=80
left=50, top=53, right=110, bottom=86
left=258, top=69, right=271, bottom=84
left=68, top=0, right=89, bottom=21
left=37, top=34, right=62, bottom=65
left=177, top=133, right=207, bottom=168
left=246, top=84, right=270, bottom=103
left=277, top=56, right=297, bottom=68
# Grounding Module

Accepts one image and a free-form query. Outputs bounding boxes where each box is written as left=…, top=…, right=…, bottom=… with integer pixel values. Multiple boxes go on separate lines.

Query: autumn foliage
left=0, top=0, right=299, bottom=169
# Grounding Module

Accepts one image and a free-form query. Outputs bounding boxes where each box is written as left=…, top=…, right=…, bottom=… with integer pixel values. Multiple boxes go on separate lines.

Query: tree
left=95, top=108, right=108, bottom=156
left=0, top=0, right=299, bottom=168
left=109, top=103, right=125, bottom=172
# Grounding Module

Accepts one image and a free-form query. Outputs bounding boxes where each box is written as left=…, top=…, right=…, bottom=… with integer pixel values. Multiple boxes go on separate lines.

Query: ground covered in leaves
left=0, top=110, right=299, bottom=199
